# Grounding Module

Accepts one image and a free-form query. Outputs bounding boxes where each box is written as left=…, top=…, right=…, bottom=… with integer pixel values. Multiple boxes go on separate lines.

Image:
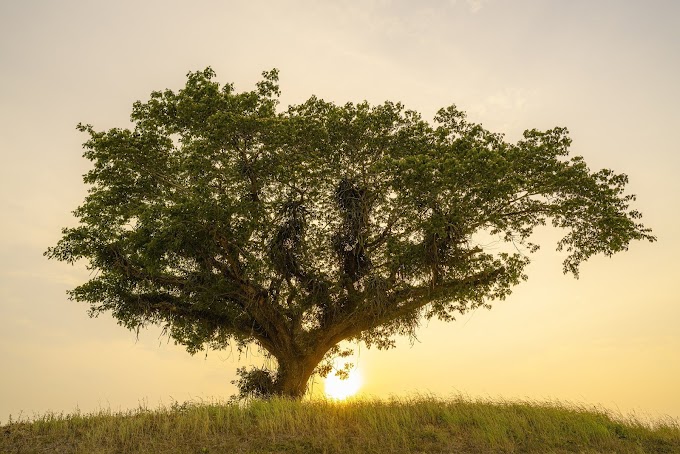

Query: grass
left=2, top=396, right=679, bottom=453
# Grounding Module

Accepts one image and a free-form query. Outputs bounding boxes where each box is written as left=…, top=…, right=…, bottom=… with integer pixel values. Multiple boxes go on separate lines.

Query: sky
left=1, top=0, right=679, bottom=423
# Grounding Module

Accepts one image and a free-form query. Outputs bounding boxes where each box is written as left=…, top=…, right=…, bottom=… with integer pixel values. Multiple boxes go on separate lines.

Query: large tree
left=47, top=68, right=655, bottom=398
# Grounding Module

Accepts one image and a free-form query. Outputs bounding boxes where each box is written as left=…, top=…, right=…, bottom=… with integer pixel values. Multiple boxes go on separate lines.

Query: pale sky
left=1, top=0, right=679, bottom=423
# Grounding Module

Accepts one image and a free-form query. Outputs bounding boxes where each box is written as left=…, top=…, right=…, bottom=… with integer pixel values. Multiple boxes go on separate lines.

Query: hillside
left=2, top=397, right=679, bottom=453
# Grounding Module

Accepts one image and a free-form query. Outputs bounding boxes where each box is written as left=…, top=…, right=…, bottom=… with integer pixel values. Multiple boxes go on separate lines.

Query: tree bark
left=272, top=354, right=320, bottom=399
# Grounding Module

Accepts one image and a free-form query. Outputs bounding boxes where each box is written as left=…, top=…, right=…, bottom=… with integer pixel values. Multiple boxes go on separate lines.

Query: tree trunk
left=272, top=354, right=321, bottom=399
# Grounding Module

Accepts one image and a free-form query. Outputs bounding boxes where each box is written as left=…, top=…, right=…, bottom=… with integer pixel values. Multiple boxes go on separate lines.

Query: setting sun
left=324, top=367, right=362, bottom=400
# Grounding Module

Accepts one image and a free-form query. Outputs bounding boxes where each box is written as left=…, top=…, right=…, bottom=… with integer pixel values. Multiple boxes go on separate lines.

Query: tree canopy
left=47, top=68, right=655, bottom=398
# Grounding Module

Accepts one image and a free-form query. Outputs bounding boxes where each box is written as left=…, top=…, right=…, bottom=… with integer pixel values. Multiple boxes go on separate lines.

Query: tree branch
left=315, top=267, right=504, bottom=349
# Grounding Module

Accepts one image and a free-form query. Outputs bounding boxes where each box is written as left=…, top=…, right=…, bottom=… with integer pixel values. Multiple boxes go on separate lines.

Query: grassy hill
left=2, top=396, right=679, bottom=453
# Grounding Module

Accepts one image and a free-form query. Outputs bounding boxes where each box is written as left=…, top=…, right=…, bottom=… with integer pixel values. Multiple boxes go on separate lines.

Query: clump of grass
left=2, top=396, right=678, bottom=453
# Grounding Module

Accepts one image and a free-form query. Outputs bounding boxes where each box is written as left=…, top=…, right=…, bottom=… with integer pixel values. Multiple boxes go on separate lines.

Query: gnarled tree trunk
left=272, top=354, right=321, bottom=399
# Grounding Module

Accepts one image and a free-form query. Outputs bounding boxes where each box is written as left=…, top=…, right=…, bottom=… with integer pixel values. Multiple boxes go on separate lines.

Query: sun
left=324, top=366, right=362, bottom=400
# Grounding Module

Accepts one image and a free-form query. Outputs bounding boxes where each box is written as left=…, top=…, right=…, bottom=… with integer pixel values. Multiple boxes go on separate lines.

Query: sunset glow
left=1, top=0, right=679, bottom=424
left=324, top=368, right=362, bottom=400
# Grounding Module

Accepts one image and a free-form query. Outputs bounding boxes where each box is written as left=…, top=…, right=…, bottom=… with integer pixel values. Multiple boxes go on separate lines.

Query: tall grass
left=2, top=396, right=679, bottom=453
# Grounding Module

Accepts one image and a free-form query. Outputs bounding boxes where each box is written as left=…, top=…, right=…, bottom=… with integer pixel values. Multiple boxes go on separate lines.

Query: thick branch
left=314, top=267, right=504, bottom=349
left=106, top=244, right=293, bottom=357
left=118, top=291, right=278, bottom=353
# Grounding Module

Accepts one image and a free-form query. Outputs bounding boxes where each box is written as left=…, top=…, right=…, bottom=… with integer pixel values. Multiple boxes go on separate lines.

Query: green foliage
left=231, top=367, right=277, bottom=400
left=3, top=397, right=679, bottom=453
left=46, top=67, right=655, bottom=397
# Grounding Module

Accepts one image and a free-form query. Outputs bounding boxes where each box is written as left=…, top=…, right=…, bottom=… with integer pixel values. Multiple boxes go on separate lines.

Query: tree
left=47, top=68, right=655, bottom=398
